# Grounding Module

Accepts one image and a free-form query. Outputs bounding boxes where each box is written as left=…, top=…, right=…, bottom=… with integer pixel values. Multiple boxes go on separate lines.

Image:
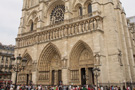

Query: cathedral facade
left=12, top=0, right=135, bottom=86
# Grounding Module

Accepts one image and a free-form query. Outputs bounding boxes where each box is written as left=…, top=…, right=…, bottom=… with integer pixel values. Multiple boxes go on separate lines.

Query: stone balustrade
left=16, top=15, right=103, bottom=48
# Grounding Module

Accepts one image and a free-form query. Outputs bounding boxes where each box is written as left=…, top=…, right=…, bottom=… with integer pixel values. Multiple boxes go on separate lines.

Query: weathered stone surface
left=12, top=0, right=135, bottom=86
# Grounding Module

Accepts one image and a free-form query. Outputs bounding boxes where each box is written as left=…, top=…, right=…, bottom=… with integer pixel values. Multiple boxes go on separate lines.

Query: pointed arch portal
left=17, top=53, right=33, bottom=85
left=38, top=43, right=62, bottom=85
left=70, top=40, right=95, bottom=85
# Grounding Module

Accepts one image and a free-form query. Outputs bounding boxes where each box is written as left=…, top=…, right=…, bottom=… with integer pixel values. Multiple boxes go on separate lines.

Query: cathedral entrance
left=88, top=68, right=94, bottom=85
left=26, top=73, right=32, bottom=85
left=38, top=43, right=62, bottom=85
left=81, top=68, right=86, bottom=85
left=51, top=70, right=62, bottom=85
left=17, top=53, right=33, bottom=85
left=58, top=70, right=62, bottom=85
left=81, top=68, right=94, bottom=85
left=70, top=41, right=95, bottom=85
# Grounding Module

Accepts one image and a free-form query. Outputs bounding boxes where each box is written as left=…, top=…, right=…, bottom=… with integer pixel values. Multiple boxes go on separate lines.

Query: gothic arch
left=38, top=43, right=62, bottom=85
left=27, top=10, right=38, bottom=25
left=74, top=3, right=83, bottom=16
left=84, top=0, right=92, bottom=6
left=70, top=40, right=94, bottom=69
left=22, top=49, right=33, bottom=69
left=17, top=52, right=33, bottom=85
left=84, top=0, right=92, bottom=14
left=38, top=43, right=62, bottom=71
left=23, top=53, right=32, bottom=66
left=74, top=3, right=83, bottom=9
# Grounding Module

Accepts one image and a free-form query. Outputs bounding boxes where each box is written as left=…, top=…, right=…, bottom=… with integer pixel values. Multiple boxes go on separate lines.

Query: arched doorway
left=70, top=40, right=94, bottom=85
left=17, top=53, right=33, bottom=85
left=38, top=43, right=62, bottom=85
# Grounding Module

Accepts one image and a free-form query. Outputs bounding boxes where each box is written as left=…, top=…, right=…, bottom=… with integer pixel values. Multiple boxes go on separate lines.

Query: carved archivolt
left=69, top=40, right=94, bottom=83
left=38, top=43, right=62, bottom=82
left=70, top=40, right=94, bottom=68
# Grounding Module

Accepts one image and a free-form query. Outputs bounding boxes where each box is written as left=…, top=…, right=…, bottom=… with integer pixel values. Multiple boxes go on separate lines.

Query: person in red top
left=56, top=86, right=58, bottom=90
left=88, top=86, right=91, bottom=90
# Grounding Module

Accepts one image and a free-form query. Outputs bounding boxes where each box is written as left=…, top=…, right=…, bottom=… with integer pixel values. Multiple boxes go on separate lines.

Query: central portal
left=81, top=68, right=94, bottom=85
left=51, top=70, right=62, bottom=85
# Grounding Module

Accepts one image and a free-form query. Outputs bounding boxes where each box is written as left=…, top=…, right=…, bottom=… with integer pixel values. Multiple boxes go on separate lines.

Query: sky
left=0, top=0, right=135, bottom=45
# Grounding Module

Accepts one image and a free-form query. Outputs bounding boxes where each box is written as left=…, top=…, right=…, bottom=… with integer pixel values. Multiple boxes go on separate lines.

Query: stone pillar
left=85, top=67, right=89, bottom=85
left=55, top=70, right=58, bottom=85
left=32, top=61, right=38, bottom=85
left=32, top=72, right=37, bottom=84
left=62, top=57, right=68, bottom=85
left=62, top=69, right=68, bottom=85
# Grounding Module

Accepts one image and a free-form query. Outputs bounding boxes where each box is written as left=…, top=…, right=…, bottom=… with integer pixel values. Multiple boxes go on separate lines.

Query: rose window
left=50, top=5, right=65, bottom=24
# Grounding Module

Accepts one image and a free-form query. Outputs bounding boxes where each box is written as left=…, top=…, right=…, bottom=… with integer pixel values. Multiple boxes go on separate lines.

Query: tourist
left=17, top=85, right=20, bottom=90
left=28, top=85, right=31, bottom=90
left=56, top=86, right=59, bottom=90
left=10, top=86, right=13, bottom=90
left=101, top=86, right=103, bottom=90
left=38, top=85, right=42, bottom=90
left=88, top=86, right=91, bottom=90
left=83, top=86, right=87, bottom=90
left=118, top=87, right=121, bottom=90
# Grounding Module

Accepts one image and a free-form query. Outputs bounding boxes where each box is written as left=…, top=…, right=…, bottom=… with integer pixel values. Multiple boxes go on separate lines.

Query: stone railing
left=16, top=15, right=103, bottom=48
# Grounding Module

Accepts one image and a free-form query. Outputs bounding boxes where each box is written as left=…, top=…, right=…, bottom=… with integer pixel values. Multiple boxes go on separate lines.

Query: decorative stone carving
left=38, top=72, right=49, bottom=81
left=94, top=53, right=101, bottom=66
left=118, top=49, right=123, bottom=66
left=50, top=5, right=65, bottom=24
left=62, top=56, right=68, bottom=69
left=32, top=60, right=37, bottom=71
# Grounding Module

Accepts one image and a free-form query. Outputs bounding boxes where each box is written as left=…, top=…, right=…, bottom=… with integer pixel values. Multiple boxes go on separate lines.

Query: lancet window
left=79, top=7, right=83, bottom=16
left=31, top=22, right=34, bottom=31
left=88, top=4, right=92, bottom=13
left=50, top=5, right=65, bottom=24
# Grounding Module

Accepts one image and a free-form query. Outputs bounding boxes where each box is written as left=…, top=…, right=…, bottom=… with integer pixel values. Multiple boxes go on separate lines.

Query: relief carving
left=38, top=72, right=50, bottom=81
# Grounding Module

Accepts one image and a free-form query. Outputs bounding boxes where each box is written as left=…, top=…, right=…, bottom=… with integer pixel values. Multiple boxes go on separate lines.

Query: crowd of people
left=0, top=84, right=134, bottom=90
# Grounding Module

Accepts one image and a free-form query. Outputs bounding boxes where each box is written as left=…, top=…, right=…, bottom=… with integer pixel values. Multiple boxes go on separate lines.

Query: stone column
left=62, top=57, right=68, bottom=85
left=32, top=61, right=38, bottom=85
left=55, top=70, right=58, bottom=85
left=85, top=67, right=89, bottom=85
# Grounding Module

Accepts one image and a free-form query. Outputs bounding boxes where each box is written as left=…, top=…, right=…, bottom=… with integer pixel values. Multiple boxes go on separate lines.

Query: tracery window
left=50, top=5, right=65, bottom=24
left=88, top=4, right=92, bottom=13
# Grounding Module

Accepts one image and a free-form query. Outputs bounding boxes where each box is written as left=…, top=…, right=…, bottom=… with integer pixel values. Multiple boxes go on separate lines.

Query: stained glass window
left=88, top=4, right=92, bottom=13
left=50, top=5, right=65, bottom=24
